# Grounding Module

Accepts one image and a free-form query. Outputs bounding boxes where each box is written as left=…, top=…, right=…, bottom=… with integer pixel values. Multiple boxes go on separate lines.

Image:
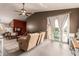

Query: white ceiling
left=10, top=3, right=79, bottom=12
left=0, top=3, right=79, bottom=23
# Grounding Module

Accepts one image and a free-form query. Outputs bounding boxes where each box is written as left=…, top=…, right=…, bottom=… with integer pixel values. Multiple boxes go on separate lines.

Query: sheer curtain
left=47, top=13, right=69, bottom=42
left=47, top=16, right=57, bottom=40
left=57, top=14, right=69, bottom=42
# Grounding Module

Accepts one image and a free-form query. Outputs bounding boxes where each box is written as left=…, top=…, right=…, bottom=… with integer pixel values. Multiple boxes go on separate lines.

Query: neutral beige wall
left=26, top=13, right=47, bottom=33
left=77, top=10, right=79, bottom=30
left=70, top=9, right=79, bottom=33
left=26, top=8, right=79, bottom=34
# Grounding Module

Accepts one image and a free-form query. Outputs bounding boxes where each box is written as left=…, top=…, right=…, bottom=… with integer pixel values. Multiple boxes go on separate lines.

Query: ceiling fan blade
left=25, top=14, right=29, bottom=16
left=14, top=10, right=21, bottom=12
left=25, top=13, right=32, bottom=16
left=26, top=12, right=31, bottom=14
left=19, top=13, right=22, bottom=15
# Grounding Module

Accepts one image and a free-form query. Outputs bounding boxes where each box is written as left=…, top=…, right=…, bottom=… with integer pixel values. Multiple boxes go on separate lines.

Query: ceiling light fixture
left=15, top=3, right=33, bottom=16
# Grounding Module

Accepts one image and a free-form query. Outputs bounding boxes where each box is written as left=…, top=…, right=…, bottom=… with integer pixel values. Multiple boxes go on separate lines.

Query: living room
left=0, top=3, right=79, bottom=56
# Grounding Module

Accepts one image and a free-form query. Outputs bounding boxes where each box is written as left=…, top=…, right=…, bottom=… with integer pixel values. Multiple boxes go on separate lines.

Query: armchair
left=18, top=33, right=39, bottom=51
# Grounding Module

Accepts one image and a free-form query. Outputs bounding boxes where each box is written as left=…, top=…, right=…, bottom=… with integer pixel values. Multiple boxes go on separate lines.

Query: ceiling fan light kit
left=22, top=12, right=26, bottom=15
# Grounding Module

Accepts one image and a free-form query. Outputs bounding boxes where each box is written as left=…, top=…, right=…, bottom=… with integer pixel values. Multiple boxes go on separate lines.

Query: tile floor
left=19, top=40, right=73, bottom=56
left=0, top=38, right=3, bottom=56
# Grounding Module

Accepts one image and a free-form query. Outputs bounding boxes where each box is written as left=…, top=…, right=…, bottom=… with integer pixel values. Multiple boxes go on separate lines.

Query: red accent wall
left=13, top=19, right=26, bottom=35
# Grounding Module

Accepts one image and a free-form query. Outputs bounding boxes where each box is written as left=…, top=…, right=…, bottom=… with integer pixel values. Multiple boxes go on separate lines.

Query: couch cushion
left=27, top=33, right=39, bottom=51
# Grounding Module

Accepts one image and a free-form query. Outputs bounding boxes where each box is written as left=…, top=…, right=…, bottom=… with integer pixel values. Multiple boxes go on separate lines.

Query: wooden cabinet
left=10, top=19, right=27, bottom=35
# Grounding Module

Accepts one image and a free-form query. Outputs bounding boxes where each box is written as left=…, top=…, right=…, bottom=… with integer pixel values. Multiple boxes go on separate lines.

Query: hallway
left=20, top=40, right=73, bottom=56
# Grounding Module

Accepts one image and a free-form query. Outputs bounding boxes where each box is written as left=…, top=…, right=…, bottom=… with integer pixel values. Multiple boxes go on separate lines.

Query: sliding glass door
left=53, top=19, right=60, bottom=41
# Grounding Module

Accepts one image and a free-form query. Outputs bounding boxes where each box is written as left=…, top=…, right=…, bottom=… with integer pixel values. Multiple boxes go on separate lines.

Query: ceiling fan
left=15, top=3, right=33, bottom=16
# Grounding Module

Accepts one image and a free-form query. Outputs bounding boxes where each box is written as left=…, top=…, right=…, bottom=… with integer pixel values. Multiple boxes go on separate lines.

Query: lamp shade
left=0, top=24, right=5, bottom=34
left=0, top=24, right=3, bottom=31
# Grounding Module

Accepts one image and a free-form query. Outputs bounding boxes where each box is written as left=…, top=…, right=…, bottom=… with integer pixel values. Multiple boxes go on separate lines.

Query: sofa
left=18, top=32, right=46, bottom=51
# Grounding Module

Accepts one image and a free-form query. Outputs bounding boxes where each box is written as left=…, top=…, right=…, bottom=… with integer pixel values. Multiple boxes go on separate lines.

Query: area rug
left=4, top=39, right=19, bottom=53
